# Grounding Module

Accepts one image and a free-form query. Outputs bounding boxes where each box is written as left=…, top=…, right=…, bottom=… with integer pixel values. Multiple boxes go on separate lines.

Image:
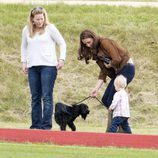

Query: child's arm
left=109, top=92, right=120, bottom=110
left=109, top=107, right=113, bottom=111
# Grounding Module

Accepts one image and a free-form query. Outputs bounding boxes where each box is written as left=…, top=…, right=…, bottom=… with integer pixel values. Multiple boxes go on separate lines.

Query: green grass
left=0, top=4, right=158, bottom=132
left=29, top=0, right=158, bottom=2
left=0, top=142, right=158, bottom=158
left=0, top=121, right=158, bottom=135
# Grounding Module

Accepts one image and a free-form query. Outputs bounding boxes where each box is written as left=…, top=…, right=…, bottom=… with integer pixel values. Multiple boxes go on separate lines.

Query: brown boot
left=106, top=111, right=125, bottom=133
left=105, top=110, right=113, bottom=132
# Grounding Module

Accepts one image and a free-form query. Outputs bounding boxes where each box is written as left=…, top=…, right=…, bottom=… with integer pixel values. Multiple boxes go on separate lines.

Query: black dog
left=54, top=102, right=90, bottom=131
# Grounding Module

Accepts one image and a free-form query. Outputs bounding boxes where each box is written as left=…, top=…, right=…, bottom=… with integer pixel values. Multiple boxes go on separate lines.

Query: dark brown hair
left=78, top=29, right=99, bottom=64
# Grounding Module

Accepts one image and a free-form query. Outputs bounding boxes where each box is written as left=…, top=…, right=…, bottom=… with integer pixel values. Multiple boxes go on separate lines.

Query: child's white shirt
left=109, top=89, right=130, bottom=118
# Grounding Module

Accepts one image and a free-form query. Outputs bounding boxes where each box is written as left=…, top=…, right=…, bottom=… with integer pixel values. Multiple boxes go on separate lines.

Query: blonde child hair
left=114, top=75, right=127, bottom=91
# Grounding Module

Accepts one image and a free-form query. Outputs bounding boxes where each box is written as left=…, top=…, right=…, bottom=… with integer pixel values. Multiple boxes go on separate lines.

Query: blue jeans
left=28, top=66, right=57, bottom=130
left=109, top=116, right=132, bottom=133
left=102, top=63, right=135, bottom=108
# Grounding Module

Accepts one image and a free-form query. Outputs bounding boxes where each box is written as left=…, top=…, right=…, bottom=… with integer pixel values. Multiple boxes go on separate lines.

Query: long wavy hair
left=27, top=6, right=49, bottom=37
left=78, top=29, right=100, bottom=64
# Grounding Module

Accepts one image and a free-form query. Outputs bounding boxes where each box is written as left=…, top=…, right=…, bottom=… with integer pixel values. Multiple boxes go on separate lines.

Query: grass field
left=0, top=4, right=158, bottom=133
left=0, top=121, right=158, bottom=135
left=0, top=142, right=158, bottom=158
left=0, top=3, right=158, bottom=158
left=22, top=0, right=158, bottom=2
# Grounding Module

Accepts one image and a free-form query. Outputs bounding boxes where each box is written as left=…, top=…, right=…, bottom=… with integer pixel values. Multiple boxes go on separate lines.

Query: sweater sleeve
left=21, top=26, right=28, bottom=63
left=98, top=70, right=107, bottom=82
left=48, top=24, right=66, bottom=60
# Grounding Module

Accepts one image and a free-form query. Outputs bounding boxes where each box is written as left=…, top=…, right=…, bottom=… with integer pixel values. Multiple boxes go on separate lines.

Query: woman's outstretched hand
left=90, top=89, right=98, bottom=97
left=90, top=79, right=104, bottom=97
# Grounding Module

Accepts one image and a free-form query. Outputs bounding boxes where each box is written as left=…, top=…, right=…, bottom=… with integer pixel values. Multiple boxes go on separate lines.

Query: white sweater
left=21, top=24, right=66, bottom=68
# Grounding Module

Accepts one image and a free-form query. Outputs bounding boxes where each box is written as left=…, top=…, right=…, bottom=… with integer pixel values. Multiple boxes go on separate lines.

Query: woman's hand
left=89, top=79, right=104, bottom=97
left=22, top=62, right=28, bottom=74
left=90, top=89, right=98, bottom=97
left=56, top=59, right=64, bottom=70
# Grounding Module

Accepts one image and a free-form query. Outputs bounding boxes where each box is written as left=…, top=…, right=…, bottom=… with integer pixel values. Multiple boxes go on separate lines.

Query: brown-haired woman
left=78, top=29, right=135, bottom=132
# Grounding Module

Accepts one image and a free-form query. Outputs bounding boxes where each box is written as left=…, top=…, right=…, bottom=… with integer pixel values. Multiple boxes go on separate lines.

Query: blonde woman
left=21, top=7, right=66, bottom=130
left=108, top=75, right=132, bottom=133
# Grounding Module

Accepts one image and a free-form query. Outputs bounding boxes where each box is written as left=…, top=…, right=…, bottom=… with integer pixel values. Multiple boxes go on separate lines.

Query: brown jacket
left=94, top=38, right=130, bottom=82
